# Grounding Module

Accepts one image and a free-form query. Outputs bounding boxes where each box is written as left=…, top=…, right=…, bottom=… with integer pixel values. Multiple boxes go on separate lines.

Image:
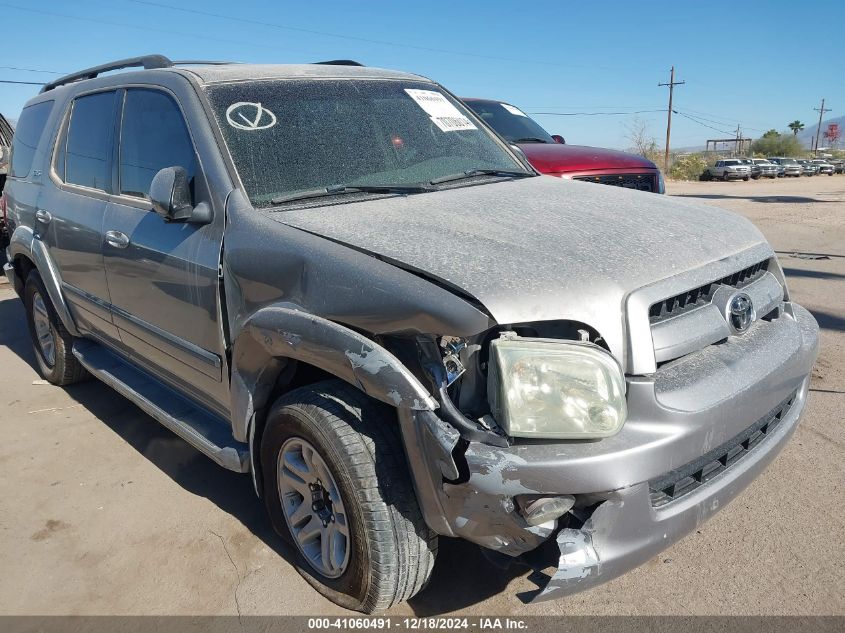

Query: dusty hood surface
left=270, top=176, right=768, bottom=364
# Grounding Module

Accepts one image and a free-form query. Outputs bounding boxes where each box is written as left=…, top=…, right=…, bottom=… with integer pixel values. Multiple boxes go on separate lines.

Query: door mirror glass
left=551, top=134, right=565, bottom=144
left=149, top=166, right=194, bottom=221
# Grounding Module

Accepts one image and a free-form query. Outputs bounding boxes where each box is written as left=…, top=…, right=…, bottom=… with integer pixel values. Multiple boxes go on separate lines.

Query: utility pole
left=735, top=125, right=741, bottom=156
left=659, top=66, right=685, bottom=173
left=813, top=98, right=831, bottom=155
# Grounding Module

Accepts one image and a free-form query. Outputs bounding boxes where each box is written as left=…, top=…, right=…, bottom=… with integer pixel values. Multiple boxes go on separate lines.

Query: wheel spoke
left=283, top=450, right=312, bottom=480
left=287, top=498, right=311, bottom=527
left=328, top=523, right=347, bottom=572
left=296, top=516, right=322, bottom=546
left=321, top=525, right=332, bottom=572
left=280, top=467, right=311, bottom=497
left=333, top=511, right=349, bottom=538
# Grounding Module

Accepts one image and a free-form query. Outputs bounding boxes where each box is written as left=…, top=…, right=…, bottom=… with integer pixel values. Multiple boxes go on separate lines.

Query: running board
left=72, top=340, right=249, bottom=473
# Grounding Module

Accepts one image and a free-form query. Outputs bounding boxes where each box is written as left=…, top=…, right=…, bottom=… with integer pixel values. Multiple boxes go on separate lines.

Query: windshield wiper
left=271, top=183, right=434, bottom=205
left=512, top=137, right=549, bottom=144
left=429, top=169, right=533, bottom=186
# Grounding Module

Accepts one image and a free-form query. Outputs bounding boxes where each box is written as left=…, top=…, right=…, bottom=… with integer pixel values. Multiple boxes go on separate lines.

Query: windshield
left=463, top=100, right=555, bottom=144
left=205, top=79, right=527, bottom=207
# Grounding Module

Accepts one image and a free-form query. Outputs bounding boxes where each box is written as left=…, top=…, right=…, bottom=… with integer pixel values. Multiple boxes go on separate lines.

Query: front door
left=101, top=88, right=227, bottom=413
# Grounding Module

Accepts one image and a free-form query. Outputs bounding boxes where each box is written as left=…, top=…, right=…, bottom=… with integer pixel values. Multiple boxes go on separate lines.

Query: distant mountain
left=797, top=115, right=845, bottom=149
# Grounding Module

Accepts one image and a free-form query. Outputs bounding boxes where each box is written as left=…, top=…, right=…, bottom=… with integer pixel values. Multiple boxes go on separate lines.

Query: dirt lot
left=1, top=175, right=843, bottom=616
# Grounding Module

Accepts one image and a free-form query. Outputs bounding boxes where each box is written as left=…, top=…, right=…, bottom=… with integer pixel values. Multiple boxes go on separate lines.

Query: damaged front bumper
left=398, top=304, right=819, bottom=602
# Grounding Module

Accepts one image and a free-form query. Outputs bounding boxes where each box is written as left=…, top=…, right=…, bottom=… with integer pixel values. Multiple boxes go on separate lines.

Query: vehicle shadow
left=0, top=291, right=527, bottom=615
left=782, top=268, right=845, bottom=281
left=810, top=309, right=845, bottom=333
left=675, top=194, right=837, bottom=204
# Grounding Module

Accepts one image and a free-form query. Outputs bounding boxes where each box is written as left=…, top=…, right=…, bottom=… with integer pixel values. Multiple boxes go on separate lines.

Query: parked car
left=768, top=157, right=802, bottom=177
left=462, top=98, right=664, bottom=193
left=4, top=56, right=819, bottom=612
left=831, top=159, right=845, bottom=174
left=0, top=112, right=14, bottom=248
left=750, top=158, right=778, bottom=179
left=703, top=159, right=751, bottom=181
left=796, top=160, right=817, bottom=176
left=810, top=159, right=835, bottom=176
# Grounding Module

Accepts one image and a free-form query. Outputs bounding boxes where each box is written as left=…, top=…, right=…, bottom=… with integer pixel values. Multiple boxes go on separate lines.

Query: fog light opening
left=517, top=495, right=575, bottom=527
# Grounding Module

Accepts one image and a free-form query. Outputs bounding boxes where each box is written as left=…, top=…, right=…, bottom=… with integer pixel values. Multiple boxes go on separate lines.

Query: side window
left=9, top=100, right=54, bottom=178
left=62, top=91, right=118, bottom=191
left=119, top=89, right=196, bottom=198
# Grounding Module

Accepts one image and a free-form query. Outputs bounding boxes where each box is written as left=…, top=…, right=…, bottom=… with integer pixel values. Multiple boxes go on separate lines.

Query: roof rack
left=41, top=55, right=173, bottom=93
left=314, top=60, right=365, bottom=66
left=39, top=55, right=241, bottom=93
left=40, top=55, right=362, bottom=93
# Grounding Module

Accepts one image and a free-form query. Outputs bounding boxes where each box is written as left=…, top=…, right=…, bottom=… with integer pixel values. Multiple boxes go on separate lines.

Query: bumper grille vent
left=572, top=173, right=656, bottom=192
left=649, top=259, right=770, bottom=323
left=649, top=392, right=796, bottom=507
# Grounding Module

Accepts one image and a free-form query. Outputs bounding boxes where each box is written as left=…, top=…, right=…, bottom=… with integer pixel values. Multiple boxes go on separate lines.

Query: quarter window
left=9, top=100, right=54, bottom=178
left=119, top=89, right=196, bottom=198
left=61, top=91, right=118, bottom=191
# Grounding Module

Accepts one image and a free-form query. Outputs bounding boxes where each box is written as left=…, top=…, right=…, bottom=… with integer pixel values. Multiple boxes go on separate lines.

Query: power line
left=0, top=79, right=45, bottom=85
left=125, top=0, right=638, bottom=73
left=673, top=110, right=736, bottom=136
left=0, top=2, right=310, bottom=55
left=0, top=65, right=64, bottom=75
left=675, top=108, right=764, bottom=133
left=528, top=109, right=666, bottom=117
left=658, top=66, right=684, bottom=172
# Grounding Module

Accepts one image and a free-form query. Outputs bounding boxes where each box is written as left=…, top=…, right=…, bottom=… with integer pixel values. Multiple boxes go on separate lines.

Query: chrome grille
left=649, top=259, right=770, bottom=324
left=649, top=392, right=796, bottom=507
left=573, top=173, right=656, bottom=192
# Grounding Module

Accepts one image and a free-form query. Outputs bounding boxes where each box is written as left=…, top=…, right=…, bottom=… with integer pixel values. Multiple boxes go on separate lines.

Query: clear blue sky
left=2, top=0, right=843, bottom=149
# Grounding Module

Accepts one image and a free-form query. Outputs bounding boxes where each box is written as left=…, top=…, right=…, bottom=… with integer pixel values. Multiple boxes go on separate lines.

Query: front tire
left=261, top=380, right=437, bottom=613
left=23, top=271, right=87, bottom=385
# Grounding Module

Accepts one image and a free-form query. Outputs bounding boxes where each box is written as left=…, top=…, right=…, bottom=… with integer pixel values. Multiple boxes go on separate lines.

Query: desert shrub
left=668, top=153, right=709, bottom=180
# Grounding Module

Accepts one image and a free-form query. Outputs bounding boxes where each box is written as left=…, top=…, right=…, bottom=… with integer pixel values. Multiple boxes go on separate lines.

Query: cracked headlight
left=487, top=336, right=627, bottom=439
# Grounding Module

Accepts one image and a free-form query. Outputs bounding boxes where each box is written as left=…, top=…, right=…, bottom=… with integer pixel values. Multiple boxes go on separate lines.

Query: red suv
left=463, top=98, right=664, bottom=194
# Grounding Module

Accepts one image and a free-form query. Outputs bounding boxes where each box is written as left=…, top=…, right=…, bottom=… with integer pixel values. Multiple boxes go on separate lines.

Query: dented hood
left=271, top=176, right=767, bottom=364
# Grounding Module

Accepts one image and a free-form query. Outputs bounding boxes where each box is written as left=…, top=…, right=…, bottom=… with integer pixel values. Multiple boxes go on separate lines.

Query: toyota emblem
left=727, top=292, right=755, bottom=333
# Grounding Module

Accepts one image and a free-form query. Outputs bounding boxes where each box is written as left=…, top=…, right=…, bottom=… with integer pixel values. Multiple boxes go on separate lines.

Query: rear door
left=101, top=87, right=227, bottom=412
left=40, top=90, right=121, bottom=342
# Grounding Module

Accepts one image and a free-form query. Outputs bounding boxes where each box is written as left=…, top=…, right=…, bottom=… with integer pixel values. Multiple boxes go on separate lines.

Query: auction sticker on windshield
left=501, top=103, right=527, bottom=117
left=404, top=89, right=477, bottom=132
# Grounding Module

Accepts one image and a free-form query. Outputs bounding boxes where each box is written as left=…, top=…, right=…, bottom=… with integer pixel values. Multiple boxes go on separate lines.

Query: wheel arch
left=8, top=226, right=80, bottom=337
left=230, top=304, right=437, bottom=493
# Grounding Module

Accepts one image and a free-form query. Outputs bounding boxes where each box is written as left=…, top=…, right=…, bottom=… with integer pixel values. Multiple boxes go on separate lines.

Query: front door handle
left=105, top=230, right=130, bottom=249
left=35, top=209, right=52, bottom=224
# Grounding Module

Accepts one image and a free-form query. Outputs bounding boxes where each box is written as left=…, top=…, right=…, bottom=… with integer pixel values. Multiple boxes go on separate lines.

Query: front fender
left=8, top=225, right=80, bottom=337
left=229, top=303, right=437, bottom=442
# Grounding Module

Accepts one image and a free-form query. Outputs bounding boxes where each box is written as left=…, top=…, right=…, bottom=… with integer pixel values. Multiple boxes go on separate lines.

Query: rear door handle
left=35, top=209, right=52, bottom=224
left=105, top=230, right=130, bottom=249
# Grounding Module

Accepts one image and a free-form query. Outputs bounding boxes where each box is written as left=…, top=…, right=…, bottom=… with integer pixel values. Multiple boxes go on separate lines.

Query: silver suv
left=705, top=159, right=751, bottom=181
left=768, top=157, right=802, bottom=177
left=811, top=159, right=835, bottom=175
left=3, top=56, right=819, bottom=612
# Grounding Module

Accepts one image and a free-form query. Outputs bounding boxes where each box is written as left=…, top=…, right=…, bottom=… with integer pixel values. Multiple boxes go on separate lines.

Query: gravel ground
left=0, top=175, right=842, bottom=616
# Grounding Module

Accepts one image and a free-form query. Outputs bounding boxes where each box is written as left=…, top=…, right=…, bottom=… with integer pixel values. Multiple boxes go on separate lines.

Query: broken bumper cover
left=399, top=304, right=819, bottom=601
left=534, top=373, right=810, bottom=601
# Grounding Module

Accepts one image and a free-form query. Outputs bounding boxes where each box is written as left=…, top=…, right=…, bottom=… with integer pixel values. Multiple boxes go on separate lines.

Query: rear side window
left=59, top=91, right=118, bottom=191
left=118, top=89, right=196, bottom=198
left=9, top=100, right=54, bottom=178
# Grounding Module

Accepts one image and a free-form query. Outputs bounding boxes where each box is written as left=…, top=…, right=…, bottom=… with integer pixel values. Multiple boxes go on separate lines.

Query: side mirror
left=551, top=134, right=565, bottom=144
left=149, top=166, right=205, bottom=223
